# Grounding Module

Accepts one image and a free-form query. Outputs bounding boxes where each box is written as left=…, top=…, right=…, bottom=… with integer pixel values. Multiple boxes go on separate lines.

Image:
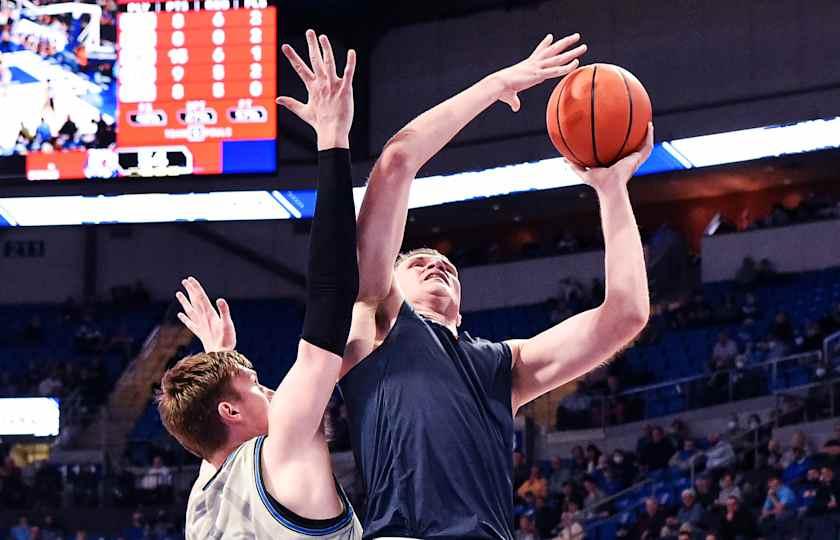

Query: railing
left=547, top=349, right=824, bottom=432
left=825, top=330, right=840, bottom=366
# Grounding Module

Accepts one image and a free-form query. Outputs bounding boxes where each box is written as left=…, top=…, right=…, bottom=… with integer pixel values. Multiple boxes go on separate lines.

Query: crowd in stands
left=555, top=259, right=840, bottom=431
left=716, top=193, right=840, bottom=236
left=512, top=420, right=840, bottom=540
left=3, top=509, right=182, bottom=540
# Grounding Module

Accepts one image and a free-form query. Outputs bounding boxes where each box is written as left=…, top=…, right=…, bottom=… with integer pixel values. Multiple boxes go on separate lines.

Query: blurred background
left=1, top=0, right=840, bottom=538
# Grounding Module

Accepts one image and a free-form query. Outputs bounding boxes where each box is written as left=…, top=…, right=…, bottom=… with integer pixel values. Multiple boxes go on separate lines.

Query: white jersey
left=186, top=436, right=363, bottom=540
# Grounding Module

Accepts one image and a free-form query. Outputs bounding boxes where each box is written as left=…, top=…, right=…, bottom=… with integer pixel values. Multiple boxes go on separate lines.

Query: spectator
left=558, top=481, right=582, bottom=511
left=581, top=475, right=607, bottom=518
left=781, top=430, right=810, bottom=469
left=822, top=423, right=840, bottom=456
left=670, top=439, right=701, bottom=472
left=553, top=509, right=583, bottom=540
left=694, top=475, right=718, bottom=509
left=122, top=511, right=148, bottom=540
left=759, top=473, right=797, bottom=537
left=806, top=466, right=839, bottom=517
left=40, top=515, right=63, bottom=540
left=766, top=439, right=785, bottom=470
left=556, top=388, right=593, bottom=430
left=717, top=495, right=756, bottom=540
left=781, top=445, right=812, bottom=485
left=715, top=471, right=741, bottom=507
left=611, top=449, right=637, bottom=486
left=800, top=466, right=822, bottom=511
left=634, top=497, right=667, bottom=540
left=517, top=466, right=548, bottom=500
left=676, top=489, right=704, bottom=529
left=10, top=516, right=31, bottom=540
left=711, top=332, right=738, bottom=365
left=533, top=497, right=556, bottom=538
left=770, top=311, right=795, bottom=344
left=740, top=293, right=759, bottom=321
left=513, top=451, right=529, bottom=491
left=569, top=446, right=587, bottom=478
left=584, top=444, right=602, bottom=474
left=735, top=257, right=758, bottom=288
left=639, top=426, right=675, bottom=472
left=548, top=456, right=570, bottom=496
left=515, top=513, right=540, bottom=540
left=138, top=456, right=173, bottom=504
left=704, top=433, right=736, bottom=472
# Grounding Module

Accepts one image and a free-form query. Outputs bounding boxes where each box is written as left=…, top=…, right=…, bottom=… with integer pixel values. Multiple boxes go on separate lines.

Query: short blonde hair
left=394, top=247, right=450, bottom=269
left=157, top=351, right=253, bottom=459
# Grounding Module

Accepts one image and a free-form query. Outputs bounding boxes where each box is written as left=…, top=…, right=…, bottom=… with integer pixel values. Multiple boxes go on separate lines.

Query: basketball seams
left=590, top=65, right=606, bottom=167
left=614, top=68, right=634, bottom=163
left=554, top=77, right=585, bottom=167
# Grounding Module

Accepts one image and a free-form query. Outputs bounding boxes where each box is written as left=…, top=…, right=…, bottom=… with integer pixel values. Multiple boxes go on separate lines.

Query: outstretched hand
left=276, top=30, right=356, bottom=150
left=569, top=123, right=655, bottom=190
left=494, top=33, right=587, bottom=112
left=175, top=277, right=236, bottom=353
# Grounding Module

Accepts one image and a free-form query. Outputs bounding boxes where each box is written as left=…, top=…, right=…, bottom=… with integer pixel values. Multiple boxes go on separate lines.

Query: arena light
left=0, top=397, right=60, bottom=437
left=667, top=117, right=840, bottom=167
left=1, top=116, right=839, bottom=226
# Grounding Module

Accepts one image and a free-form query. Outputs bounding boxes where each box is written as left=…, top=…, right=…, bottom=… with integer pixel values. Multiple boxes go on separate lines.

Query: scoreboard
left=13, top=0, right=278, bottom=180
left=116, top=3, right=276, bottom=176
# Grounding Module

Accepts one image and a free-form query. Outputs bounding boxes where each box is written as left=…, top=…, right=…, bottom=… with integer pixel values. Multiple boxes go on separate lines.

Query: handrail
left=614, top=350, right=822, bottom=400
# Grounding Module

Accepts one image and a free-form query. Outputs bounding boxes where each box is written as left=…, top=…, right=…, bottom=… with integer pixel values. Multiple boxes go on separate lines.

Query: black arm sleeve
left=301, top=148, right=359, bottom=357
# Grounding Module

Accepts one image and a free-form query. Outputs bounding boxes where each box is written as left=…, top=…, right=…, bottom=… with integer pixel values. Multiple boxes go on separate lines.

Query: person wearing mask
left=718, top=495, right=756, bottom=540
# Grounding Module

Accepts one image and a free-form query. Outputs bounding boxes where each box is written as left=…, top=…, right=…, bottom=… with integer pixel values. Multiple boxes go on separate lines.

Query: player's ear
left=457, top=313, right=463, bottom=327
left=218, top=400, right=240, bottom=425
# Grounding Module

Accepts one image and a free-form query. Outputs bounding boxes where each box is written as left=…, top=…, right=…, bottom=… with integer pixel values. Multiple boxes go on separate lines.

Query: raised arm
left=351, top=34, right=586, bottom=350
left=261, top=30, right=358, bottom=455
left=509, top=126, right=654, bottom=413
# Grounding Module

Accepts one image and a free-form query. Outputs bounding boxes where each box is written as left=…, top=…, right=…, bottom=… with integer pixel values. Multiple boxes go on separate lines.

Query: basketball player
left=157, top=31, right=363, bottom=539
left=335, top=34, right=652, bottom=539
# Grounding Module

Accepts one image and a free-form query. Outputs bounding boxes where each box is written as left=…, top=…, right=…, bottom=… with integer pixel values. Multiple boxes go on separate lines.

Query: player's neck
left=207, top=441, right=243, bottom=470
left=414, top=307, right=458, bottom=337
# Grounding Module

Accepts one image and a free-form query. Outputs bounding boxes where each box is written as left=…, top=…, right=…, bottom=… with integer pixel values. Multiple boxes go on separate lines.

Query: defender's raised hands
left=175, top=276, right=236, bottom=353
left=276, top=30, right=356, bottom=150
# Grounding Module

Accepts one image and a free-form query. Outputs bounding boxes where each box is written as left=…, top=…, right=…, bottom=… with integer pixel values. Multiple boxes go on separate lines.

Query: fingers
left=540, top=43, right=587, bottom=69
left=539, top=33, right=581, bottom=59
left=281, top=43, right=315, bottom=85
left=183, top=276, right=215, bottom=317
left=338, top=49, right=357, bottom=94
left=540, top=58, right=579, bottom=79
left=275, top=96, right=307, bottom=118
left=177, top=312, right=200, bottom=336
left=306, top=29, right=327, bottom=78
left=217, top=298, right=232, bottom=325
left=531, top=33, right=553, bottom=56
left=319, top=34, right=338, bottom=82
left=638, top=122, right=655, bottom=163
left=175, top=291, right=195, bottom=318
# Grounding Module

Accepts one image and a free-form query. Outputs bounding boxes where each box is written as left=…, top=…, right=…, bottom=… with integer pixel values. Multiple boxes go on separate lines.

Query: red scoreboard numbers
left=117, top=5, right=276, bottom=152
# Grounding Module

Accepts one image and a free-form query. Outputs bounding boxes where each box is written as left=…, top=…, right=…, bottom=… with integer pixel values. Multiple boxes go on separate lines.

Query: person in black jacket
left=717, top=495, right=757, bottom=540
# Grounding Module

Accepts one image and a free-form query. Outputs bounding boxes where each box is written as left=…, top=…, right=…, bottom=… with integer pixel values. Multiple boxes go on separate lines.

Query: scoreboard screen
left=0, top=0, right=277, bottom=181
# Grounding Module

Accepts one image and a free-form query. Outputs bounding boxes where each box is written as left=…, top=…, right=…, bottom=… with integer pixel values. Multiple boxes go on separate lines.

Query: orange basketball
left=546, top=64, right=652, bottom=168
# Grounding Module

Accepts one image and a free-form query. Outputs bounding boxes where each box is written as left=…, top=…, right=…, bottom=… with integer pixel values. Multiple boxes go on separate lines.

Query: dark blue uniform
left=339, top=302, right=514, bottom=540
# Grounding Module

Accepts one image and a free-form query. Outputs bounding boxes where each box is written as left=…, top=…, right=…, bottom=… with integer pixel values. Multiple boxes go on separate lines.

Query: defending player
left=334, top=34, right=652, bottom=539
left=157, top=31, right=363, bottom=539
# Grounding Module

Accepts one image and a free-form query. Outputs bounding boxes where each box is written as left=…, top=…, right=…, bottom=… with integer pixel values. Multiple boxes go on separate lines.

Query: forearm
left=596, top=182, right=650, bottom=321
left=357, top=74, right=506, bottom=300
left=384, top=74, right=506, bottom=174
left=302, top=148, right=359, bottom=356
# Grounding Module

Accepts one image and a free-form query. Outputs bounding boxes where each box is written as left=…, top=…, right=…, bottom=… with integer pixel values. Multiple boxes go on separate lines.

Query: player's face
left=229, top=367, right=273, bottom=437
left=396, top=254, right=461, bottom=311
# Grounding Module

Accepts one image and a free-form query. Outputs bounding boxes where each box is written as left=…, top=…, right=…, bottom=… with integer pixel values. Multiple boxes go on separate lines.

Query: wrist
left=593, top=178, right=629, bottom=199
left=484, top=71, right=511, bottom=100
left=316, top=127, right=350, bottom=150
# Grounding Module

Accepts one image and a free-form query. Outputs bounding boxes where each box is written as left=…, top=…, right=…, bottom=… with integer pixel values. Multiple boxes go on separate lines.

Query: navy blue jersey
left=339, top=302, right=514, bottom=540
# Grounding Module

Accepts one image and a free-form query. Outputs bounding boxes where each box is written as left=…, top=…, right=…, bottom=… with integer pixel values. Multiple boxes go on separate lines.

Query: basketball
left=546, top=63, right=652, bottom=168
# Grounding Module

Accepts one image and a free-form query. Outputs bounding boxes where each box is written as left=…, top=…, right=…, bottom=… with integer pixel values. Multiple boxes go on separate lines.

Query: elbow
left=377, top=140, right=415, bottom=181
left=601, top=297, right=650, bottom=339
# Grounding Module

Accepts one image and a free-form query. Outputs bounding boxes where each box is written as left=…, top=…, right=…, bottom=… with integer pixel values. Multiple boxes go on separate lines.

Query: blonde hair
left=157, top=351, right=253, bottom=459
